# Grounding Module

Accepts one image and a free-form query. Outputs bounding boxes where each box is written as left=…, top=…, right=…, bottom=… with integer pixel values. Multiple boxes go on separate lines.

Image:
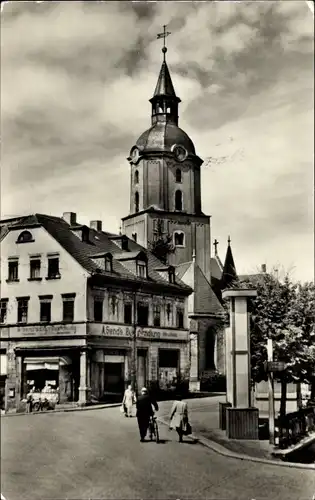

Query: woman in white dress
left=169, top=394, right=189, bottom=442
left=122, top=385, right=136, bottom=417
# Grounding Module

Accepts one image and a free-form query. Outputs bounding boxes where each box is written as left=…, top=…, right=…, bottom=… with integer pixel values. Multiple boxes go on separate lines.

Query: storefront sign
left=16, top=325, right=77, bottom=335
left=89, top=324, right=188, bottom=341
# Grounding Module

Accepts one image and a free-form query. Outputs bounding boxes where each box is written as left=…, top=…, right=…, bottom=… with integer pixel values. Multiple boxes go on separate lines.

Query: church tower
left=122, top=29, right=226, bottom=386
left=122, top=37, right=211, bottom=281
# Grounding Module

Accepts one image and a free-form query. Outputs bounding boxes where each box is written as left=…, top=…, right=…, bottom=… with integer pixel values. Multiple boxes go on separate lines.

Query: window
left=47, top=257, right=60, bottom=279
left=174, top=231, right=185, bottom=247
left=134, top=170, right=139, bottom=184
left=62, top=294, right=75, bottom=322
left=16, top=231, right=34, bottom=244
left=0, top=299, right=8, bottom=323
left=137, top=303, right=148, bottom=326
left=110, top=295, right=117, bottom=316
left=153, top=304, right=161, bottom=327
left=124, top=303, right=132, bottom=324
left=159, top=349, right=179, bottom=368
left=17, top=298, right=29, bottom=323
left=94, top=299, right=103, bottom=322
left=105, top=255, right=112, bottom=272
left=169, top=269, right=175, bottom=284
left=176, top=307, right=184, bottom=328
left=135, top=191, right=139, bottom=213
left=137, top=260, right=147, bottom=278
left=175, top=168, right=182, bottom=183
left=30, top=259, right=41, bottom=279
left=166, top=303, right=172, bottom=323
left=175, top=190, right=183, bottom=211
left=166, top=107, right=171, bottom=114
left=132, top=233, right=137, bottom=242
left=8, top=260, right=18, bottom=281
left=39, top=298, right=51, bottom=323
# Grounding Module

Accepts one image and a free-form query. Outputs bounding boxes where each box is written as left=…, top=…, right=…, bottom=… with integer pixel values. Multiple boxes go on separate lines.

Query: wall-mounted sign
left=88, top=324, right=188, bottom=342
left=16, top=325, right=77, bottom=335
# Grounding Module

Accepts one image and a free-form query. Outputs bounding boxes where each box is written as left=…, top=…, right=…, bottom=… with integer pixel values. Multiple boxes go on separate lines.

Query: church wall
left=195, top=222, right=211, bottom=282
left=130, top=162, right=144, bottom=214
left=166, top=159, right=196, bottom=214
left=122, top=214, right=147, bottom=248
left=197, top=318, right=225, bottom=377
left=147, top=159, right=162, bottom=208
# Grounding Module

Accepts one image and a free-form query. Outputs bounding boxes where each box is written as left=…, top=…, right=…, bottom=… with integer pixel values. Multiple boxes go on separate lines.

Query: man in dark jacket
left=136, top=387, right=159, bottom=442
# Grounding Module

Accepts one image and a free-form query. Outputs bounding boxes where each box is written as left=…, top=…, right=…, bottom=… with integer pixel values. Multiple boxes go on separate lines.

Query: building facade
left=121, top=46, right=226, bottom=387
left=0, top=213, right=192, bottom=412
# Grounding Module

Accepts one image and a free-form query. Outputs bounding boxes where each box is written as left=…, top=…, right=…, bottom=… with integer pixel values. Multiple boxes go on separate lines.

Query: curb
left=157, top=415, right=315, bottom=471
left=1, top=403, right=121, bottom=417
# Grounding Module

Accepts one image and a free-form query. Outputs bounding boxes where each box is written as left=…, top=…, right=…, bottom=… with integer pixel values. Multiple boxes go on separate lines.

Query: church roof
left=136, top=121, right=196, bottom=155
left=152, top=61, right=180, bottom=100
left=221, top=241, right=238, bottom=289
left=175, top=260, right=224, bottom=316
left=1, top=214, right=192, bottom=294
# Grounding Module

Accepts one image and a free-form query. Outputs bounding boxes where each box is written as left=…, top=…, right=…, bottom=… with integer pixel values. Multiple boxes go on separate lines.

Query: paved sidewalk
left=157, top=396, right=296, bottom=463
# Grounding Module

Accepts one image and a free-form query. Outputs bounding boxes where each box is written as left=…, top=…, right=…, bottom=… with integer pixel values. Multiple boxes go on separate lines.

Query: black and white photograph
left=0, top=1, right=314, bottom=499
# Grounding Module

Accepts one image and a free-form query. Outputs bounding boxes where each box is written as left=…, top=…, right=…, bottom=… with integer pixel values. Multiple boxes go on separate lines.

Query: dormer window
left=16, top=230, right=34, bottom=244
left=137, top=260, right=147, bottom=278
left=174, top=231, right=185, bottom=247
left=105, top=254, right=113, bottom=272
left=175, top=169, right=182, bottom=183
left=169, top=267, right=175, bottom=284
left=175, top=190, right=183, bottom=211
left=134, top=170, right=139, bottom=184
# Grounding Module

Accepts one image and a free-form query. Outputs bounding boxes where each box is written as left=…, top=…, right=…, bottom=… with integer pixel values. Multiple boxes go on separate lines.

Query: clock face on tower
left=171, top=144, right=188, bottom=162
left=130, top=146, right=140, bottom=164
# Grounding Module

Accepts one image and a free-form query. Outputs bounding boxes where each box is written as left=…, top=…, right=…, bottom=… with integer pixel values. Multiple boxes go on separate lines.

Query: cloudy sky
left=1, top=1, right=314, bottom=281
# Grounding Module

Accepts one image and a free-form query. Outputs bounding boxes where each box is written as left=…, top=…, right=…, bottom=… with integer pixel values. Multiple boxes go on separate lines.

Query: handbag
left=183, top=421, right=192, bottom=436
left=120, top=404, right=125, bottom=414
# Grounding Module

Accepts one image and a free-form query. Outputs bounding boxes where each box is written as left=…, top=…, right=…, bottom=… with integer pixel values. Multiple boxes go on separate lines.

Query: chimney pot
left=63, top=212, right=77, bottom=226
left=261, top=264, right=266, bottom=273
left=90, top=220, right=102, bottom=232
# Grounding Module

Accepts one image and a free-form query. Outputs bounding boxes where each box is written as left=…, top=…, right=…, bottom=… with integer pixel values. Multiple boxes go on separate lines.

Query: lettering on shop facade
left=91, top=324, right=188, bottom=341
left=16, top=325, right=77, bottom=335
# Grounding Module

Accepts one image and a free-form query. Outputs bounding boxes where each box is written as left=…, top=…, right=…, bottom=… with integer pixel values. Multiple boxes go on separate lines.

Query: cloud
left=1, top=1, right=314, bottom=281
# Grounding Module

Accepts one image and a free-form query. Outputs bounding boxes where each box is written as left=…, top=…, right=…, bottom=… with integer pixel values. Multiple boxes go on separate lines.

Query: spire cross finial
left=157, top=24, right=171, bottom=60
left=228, top=235, right=231, bottom=245
left=213, top=239, right=219, bottom=255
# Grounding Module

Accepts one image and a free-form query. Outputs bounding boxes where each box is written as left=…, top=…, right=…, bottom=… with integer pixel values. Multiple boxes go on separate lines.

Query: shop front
left=23, top=355, right=78, bottom=403
left=90, top=349, right=129, bottom=401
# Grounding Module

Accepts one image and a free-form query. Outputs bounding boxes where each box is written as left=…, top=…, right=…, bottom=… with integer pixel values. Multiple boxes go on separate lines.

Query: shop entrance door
left=104, top=362, right=124, bottom=395
left=137, top=350, right=147, bottom=391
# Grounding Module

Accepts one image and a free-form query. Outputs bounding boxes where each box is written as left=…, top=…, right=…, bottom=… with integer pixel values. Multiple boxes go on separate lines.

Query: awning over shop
left=24, top=356, right=72, bottom=371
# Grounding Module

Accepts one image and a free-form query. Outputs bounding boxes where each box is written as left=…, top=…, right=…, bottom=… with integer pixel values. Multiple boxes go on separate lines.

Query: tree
left=148, top=220, right=175, bottom=265
left=231, top=270, right=315, bottom=418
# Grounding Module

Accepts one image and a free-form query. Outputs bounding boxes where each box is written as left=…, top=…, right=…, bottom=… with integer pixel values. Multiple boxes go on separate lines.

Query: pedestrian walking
left=136, top=387, right=159, bottom=442
left=26, top=392, right=33, bottom=413
left=169, top=394, right=190, bottom=442
left=122, top=384, right=136, bottom=417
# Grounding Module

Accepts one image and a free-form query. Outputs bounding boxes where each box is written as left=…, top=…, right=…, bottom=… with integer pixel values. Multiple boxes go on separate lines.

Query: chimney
left=90, top=220, right=102, bottom=232
left=261, top=264, right=266, bottom=273
left=63, top=212, right=77, bottom=226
